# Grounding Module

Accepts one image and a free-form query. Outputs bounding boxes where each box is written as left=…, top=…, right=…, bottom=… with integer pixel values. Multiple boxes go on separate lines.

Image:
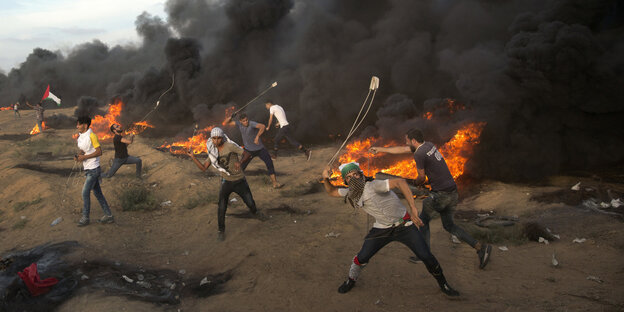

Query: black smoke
left=0, top=0, right=622, bottom=181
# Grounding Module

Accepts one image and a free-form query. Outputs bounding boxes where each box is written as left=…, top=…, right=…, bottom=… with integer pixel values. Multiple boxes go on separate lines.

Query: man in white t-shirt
left=321, top=162, right=460, bottom=296
left=265, top=100, right=311, bottom=160
left=75, top=115, right=114, bottom=227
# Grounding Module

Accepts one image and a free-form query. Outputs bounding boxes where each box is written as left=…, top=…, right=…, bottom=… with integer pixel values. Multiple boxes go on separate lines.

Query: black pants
left=273, top=125, right=301, bottom=150
left=218, top=178, right=257, bottom=232
left=356, top=225, right=443, bottom=276
left=241, top=148, right=275, bottom=175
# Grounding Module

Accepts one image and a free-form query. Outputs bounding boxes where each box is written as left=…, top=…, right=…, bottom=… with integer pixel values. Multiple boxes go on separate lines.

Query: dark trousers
left=273, top=125, right=301, bottom=150
left=356, top=225, right=442, bottom=276
left=419, top=189, right=477, bottom=248
left=218, top=178, right=257, bottom=232
left=241, top=148, right=275, bottom=175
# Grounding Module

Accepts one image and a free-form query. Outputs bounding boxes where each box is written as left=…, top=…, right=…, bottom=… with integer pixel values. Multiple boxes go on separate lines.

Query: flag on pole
left=41, top=85, right=61, bottom=106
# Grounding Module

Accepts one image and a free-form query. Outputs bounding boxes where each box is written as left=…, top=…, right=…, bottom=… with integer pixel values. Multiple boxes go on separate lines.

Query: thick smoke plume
left=0, top=0, right=622, bottom=181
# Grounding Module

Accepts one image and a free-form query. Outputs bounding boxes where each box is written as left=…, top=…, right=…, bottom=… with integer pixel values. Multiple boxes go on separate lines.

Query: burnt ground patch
left=13, top=163, right=75, bottom=176
left=1, top=241, right=233, bottom=311
left=0, top=134, right=31, bottom=141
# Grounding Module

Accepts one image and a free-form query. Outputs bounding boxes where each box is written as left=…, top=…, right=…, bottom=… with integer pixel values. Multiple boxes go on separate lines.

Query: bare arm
left=388, top=178, right=424, bottom=227
left=120, top=134, right=134, bottom=144
left=254, top=123, right=265, bottom=144
left=369, top=146, right=412, bottom=154
left=75, top=147, right=102, bottom=162
left=267, top=114, right=273, bottom=129
left=186, top=150, right=211, bottom=172
left=224, top=116, right=236, bottom=126
left=414, top=168, right=426, bottom=186
left=25, top=101, right=35, bottom=108
left=321, top=167, right=341, bottom=197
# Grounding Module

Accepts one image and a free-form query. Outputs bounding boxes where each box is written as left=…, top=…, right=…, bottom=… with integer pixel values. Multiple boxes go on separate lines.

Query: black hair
left=406, top=128, right=424, bottom=143
left=265, top=100, right=273, bottom=105
left=77, top=116, right=92, bottom=128
left=109, top=124, right=116, bottom=133
left=238, top=113, right=247, bottom=120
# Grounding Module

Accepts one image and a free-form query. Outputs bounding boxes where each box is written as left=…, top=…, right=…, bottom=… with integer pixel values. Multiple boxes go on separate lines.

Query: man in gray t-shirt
left=224, top=113, right=283, bottom=188
left=321, top=162, right=460, bottom=296
left=370, top=128, right=492, bottom=270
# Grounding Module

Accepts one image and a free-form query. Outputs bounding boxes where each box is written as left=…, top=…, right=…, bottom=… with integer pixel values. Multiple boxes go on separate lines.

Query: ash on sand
left=0, top=241, right=231, bottom=311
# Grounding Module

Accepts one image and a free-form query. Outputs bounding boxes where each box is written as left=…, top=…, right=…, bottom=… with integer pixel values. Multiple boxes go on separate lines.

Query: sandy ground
left=1, top=108, right=623, bottom=311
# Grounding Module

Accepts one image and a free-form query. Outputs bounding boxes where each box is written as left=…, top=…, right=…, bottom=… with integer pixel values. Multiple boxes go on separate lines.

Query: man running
left=186, top=127, right=264, bottom=241
left=13, top=102, right=20, bottom=118
left=321, top=162, right=460, bottom=296
left=370, top=128, right=492, bottom=269
left=265, top=100, right=311, bottom=160
left=75, top=116, right=114, bottom=226
left=102, top=124, right=142, bottom=179
left=25, top=101, right=44, bottom=133
left=224, top=113, right=283, bottom=189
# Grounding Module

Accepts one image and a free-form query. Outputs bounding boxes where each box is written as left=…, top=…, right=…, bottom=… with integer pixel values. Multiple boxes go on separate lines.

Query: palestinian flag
left=41, top=85, right=61, bottom=106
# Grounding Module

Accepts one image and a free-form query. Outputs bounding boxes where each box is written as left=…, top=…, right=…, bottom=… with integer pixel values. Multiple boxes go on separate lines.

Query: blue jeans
left=103, top=156, right=142, bottom=178
left=419, top=189, right=477, bottom=248
left=82, top=167, right=112, bottom=218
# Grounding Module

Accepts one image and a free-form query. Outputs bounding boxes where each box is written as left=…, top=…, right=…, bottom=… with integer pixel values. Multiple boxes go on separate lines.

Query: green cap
left=339, top=162, right=361, bottom=180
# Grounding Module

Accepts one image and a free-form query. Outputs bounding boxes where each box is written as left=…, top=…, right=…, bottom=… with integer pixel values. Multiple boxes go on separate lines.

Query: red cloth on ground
left=17, top=263, right=59, bottom=296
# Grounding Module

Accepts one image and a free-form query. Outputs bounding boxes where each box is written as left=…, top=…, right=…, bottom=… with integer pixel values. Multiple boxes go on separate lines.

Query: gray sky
left=0, top=0, right=166, bottom=72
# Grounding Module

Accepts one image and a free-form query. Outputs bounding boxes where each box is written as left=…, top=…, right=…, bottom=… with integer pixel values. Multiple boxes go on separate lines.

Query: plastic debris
left=136, top=281, right=151, bottom=289
left=20, top=216, right=26, bottom=220
left=80, top=275, right=89, bottom=280
left=50, top=217, right=63, bottom=226
left=573, top=238, right=587, bottom=244
left=200, top=277, right=210, bottom=286
left=160, top=200, right=172, bottom=207
left=137, top=274, right=144, bottom=281
left=122, top=275, right=134, bottom=283
left=178, top=269, right=186, bottom=275
left=498, top=246, right=508, bottom=251
left=600, top=202, right=611, bottom=208
left=538, top=237, right=549, bottom=245
left=612, top=198, right=623, bottom=208
left=551, top=252, right=559, bottom=267
left=451, top=235, right=461, bottom=244
left=552, top=234, right=560, bottom=240
left=183, top=250, right=189, bottom=256
left=586, top=276, right=603, bottom=283
left=230, top=198, right=237, bottom=203
left=571, top=182, right=581, bottom=191
left=325, top=232, right=341, bottom=238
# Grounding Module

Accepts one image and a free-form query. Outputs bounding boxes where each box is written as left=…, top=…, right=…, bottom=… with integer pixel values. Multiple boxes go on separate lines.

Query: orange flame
left=0, top=106, right=13, bottom=111
left=160, top=126, right=215, bottom=155
left=29, top=122, right=46, bottom=135
left=422, top=98, right=465, bottom=120
left=423, top=111, right=433, bottom=120
left=89, top=100, right=154, bottom=140
left=330, top=122, right=486, bottom=184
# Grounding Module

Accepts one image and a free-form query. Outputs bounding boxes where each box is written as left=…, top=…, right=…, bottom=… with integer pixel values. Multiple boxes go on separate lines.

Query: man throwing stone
left=102, top=124, right=142, bottom=179
left=265, top=100, right=311, bottom=160
left=321, top=162, right=460, bottom=296
left=370, top=128, right=492, bottom=269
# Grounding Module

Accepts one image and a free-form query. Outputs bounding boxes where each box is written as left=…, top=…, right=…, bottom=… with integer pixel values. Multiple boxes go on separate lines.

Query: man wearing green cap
left=321, top=162, right=460, bottom=296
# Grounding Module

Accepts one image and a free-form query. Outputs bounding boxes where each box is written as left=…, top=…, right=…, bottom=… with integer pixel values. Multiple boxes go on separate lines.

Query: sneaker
left=304, top=149, right=312, bottom=161
left=338, top=279, right=356, bottom=294
left=217, top=231, right=226, bottom=242
left=477, top=244, right=492, bottom=269
left=440, top=283, right=460, bottom=297
left=408, top=256, right=422, bottom=264
left=97, top=215, right=115, bottom=224
left=271, top=150, right=278, bottom=160
left=77, top=216, right=90, bottom=227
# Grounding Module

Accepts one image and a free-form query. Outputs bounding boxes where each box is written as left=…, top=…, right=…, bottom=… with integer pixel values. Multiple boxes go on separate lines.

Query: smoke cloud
left=0, top=0, right=622, bottom=181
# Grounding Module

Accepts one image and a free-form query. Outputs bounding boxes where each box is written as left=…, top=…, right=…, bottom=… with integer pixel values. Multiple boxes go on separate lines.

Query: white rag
left=206, top=127, right=240, bottom=175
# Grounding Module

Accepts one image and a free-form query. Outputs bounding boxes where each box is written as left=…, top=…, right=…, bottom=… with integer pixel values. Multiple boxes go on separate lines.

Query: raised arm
left=369, top=146, right=412, bottom=154
left=321, top=167, right=341, bottom=197
left=186, top=150, right=211, bottom=172
left=120, top=134, right=134, bottom=144
left=388, top=178, right=424, bottom=227
left=224, top=115, right=236, bottom=127
left=25, top=101, right=35, bottom=108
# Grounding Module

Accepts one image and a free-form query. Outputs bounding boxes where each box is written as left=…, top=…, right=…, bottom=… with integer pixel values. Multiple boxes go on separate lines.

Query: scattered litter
left=190, top=183, right=196, bottom=186
left=600, top=202, right=611, bottom=208
left=551, top=252, right=559, bottom=267
left=375, top=299, right=383, bottom=305
left=573, top=238, right=587, bottom=244
left=200, top=277, right=210, bottom=286
left=80, top=275, right=89, bottom=280
left=451, top=235, right=461, bottom=244
left=170, top=283, right=176, bottom=290
left=325, top=232, right=341, bottom=238
left=586, top=276, right=603, bottom=283
left=230, top=198, right=238, bottom=203
left=538, top=237, right=549, bottom=245
left=137, top=274, right=144, bottom=281
left=114, top=261, right=121, bottom=266
left=136, top=281, right=151, bottom=289
left=50, top=217, right=63, bottom=226
left=476, top=213, right=489, bottom=218
left=183, top=250, right=189, bottom=256
left=498, top=246, right=508, bottom=251
left=20, top=216, right=26, bottom=220
left=178, top=269, right=186, bottom=275
left=612, top=198, right=623, bottom=208
left=294, top=220, right=297, bottom=223
left=160, top=200, right=172, bottom=207
left=526, top=193, right=530, bottom=196
left=122, top=275, right=134, bottom=283
left=151, top=183, right=158, bottom=188
left=571, top=182, right=581, bottom=191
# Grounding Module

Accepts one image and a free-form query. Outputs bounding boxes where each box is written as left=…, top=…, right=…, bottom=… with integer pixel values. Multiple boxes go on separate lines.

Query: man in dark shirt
left=102, top=124, right=142, bottom=179
left=370, top=128, right=492, bottom=269
left=224, top=113, right=284, bottom=188
left=25, top=101, right=44, bottom=132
